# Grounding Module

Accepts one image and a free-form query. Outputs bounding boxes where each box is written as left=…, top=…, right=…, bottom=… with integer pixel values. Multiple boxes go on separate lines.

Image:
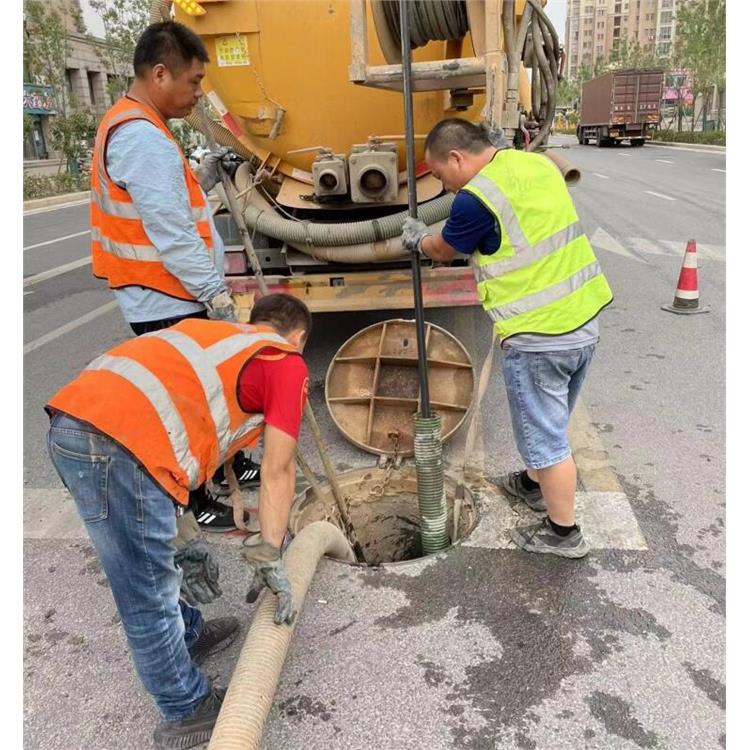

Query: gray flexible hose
left=243, top=191, right=455, bottom=249
left=208, top=521, right=356, bottom=750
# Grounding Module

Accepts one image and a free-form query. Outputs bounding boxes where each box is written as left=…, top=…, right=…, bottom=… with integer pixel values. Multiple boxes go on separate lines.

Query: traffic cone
left=661, top=240, right=710, bottom=315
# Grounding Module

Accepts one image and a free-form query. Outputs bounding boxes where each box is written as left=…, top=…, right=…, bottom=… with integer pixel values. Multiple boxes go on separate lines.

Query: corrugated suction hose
left=413, top=414, right=449, bottom=553
left=243, top=191, right=455, bottom=250
left=207, top=521, right=356, bottom=750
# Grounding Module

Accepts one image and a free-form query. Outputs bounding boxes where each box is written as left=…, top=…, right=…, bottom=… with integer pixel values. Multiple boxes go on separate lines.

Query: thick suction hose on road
left=208, top=521, right=355, bottom=750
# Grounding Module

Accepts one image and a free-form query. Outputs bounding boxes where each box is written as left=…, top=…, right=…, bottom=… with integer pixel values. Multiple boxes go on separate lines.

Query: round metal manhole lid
left=325, top=319, right=475, bottom=456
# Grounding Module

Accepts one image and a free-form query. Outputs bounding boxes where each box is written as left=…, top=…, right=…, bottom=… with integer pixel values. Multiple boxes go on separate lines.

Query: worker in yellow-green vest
left=402, top=118, right=613, bottom=559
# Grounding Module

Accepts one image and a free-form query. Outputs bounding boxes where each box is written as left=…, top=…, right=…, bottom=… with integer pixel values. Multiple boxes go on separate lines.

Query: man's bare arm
left=258, top=425, right=298, bottom=547
left=420, top=233, right=460, bottom=262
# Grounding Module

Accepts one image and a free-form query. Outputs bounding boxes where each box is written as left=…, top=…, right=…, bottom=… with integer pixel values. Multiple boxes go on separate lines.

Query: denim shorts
left=501, top=344, right=596, bottom=470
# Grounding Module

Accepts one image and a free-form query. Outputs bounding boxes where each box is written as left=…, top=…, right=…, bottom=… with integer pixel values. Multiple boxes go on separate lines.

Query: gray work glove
left=480, top=121, right=508, bottom=149
left=242, top=538, right=296, bottom=626
left=205, top=290, right=237, bottom=322
left=196, top=146, right=234, bottom=192
left=174, top=510, right=223, bottom=606
left=401, top=216, right=429, bottom=256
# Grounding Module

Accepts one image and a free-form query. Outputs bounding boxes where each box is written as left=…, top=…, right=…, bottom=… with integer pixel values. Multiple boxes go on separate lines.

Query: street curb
left=23, top=191, right=90, bottom=212
left=646, top=141, right=725, bottom=153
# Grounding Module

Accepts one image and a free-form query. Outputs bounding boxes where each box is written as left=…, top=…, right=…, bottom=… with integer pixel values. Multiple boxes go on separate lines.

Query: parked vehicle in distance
left=577, top=69, right=664, bottom=147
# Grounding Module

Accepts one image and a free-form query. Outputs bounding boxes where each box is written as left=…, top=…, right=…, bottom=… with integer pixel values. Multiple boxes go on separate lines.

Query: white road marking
left=24, top=301, right=119, bottom=355
left=644, top=190, right=676, bottom=201
left=23, top=230, right=90, bottom=252
left=23, top=256, right=92, bottom=287
left=591, top=229, right=725, bottom=264
left=712, top=168, right=726, bottom=173
left=465, top=490, right=647, bottom=550
left=617, top=153, right=632, bottom=157
left=655, top=159, right=674, bottom=164
left=592, top=172, right=609, bottom=179
left=628, top=237, right=725, bottom=262
left=590, top=227, right=645, bottom=263
left=23, top=197, right=90, bottom=216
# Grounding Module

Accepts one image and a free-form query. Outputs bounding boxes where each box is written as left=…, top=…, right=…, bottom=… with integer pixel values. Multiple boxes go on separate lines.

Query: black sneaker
left=153, top=685, right=226, bottom=750
left=193, top=491, right=250, bottom=533
left=509, top=517, right=590, bottom=559
left=499, top=470, right=546, bottom=512
left=213, top=454, right=261, bottom=496
left=188, top=617, right=240, bottom=665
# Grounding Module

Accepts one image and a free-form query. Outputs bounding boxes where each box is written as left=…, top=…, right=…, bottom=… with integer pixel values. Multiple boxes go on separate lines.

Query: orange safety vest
left=47, top=320, right=301, bottom=505
left=90, top=97, right=214, bottom=300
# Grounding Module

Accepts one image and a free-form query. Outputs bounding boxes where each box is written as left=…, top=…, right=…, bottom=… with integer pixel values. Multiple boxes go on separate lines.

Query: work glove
left=480, top=121, right=508, bottom=149
left=173, top=510, right=223, bottom=606
left=401, top=216, right=429, bottom=256
left=242, top=538, right=296, bottom=626
left=205, top=290, right=237, bottom=322
left=196, top=146, right=235, bottom=193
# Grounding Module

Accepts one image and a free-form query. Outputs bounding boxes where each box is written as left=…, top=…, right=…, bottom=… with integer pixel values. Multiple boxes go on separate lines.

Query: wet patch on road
left=586, top=691, right=660, bottom=747
left=359, top=547, right=674, bottom=748
left=682, top=662, right=725, bottom=709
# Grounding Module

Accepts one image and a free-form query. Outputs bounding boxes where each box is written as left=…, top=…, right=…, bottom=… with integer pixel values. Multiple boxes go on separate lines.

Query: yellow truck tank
left=150, top=0, right=559, bottom=312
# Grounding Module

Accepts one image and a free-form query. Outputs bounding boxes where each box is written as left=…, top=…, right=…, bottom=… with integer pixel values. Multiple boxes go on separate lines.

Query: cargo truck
left=150, top=0, right=568, bottom=314
left=577, top=68, right=664, bottom=148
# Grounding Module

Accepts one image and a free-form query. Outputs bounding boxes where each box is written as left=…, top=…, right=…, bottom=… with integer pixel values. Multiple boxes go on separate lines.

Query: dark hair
left=250, top=294, right=312, bottom=338
left=133, top=21, right=209, bottom=77
left=424, top=118, right=492, bottom=161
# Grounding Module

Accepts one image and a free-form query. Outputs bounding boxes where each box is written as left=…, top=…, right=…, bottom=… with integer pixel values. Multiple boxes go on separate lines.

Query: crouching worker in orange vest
left=45, top=294, right=312, bottom=750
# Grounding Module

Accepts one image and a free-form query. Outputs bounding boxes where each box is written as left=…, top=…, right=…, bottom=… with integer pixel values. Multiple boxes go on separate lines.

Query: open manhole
left=288, top=466, right=478, bottom=567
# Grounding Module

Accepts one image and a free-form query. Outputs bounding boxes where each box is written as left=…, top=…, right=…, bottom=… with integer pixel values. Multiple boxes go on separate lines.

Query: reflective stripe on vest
left=143, top=329, right=277, bottom=461
left=48, top=321, right=300, bottom=504
left=486, top=260, right=603, bottom=322
left=464, top=150, right=612, bottom=339
left=91, top=225, right=161, bottom=262
left=91, top=98, right=213, bottom=299
left=85, top=353, right=201, bottom=487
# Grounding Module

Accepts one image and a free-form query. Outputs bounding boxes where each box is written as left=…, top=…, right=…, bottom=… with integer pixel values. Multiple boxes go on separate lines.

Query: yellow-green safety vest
left=462, top=148, right=613, bottom=342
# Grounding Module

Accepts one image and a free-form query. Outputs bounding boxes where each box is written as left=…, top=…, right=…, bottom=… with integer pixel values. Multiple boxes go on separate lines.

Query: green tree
left=89, top=0, right=151, bottom=102
left=23, top=0, right=70, bottom=115
left=169, top=120, right=201, bottom=156
left=674, top=0, right=726, bottom=130
left=23, top=114, right=35, bottom=142
left=607, top=38, right=665, bottom=70
left=49, top=108, right=97, bottom=164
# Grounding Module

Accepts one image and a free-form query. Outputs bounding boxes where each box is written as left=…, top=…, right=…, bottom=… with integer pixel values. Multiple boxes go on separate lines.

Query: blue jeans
left=47, top=413, right=210, bottom=721
left=502, top=345, right=595, bottom=470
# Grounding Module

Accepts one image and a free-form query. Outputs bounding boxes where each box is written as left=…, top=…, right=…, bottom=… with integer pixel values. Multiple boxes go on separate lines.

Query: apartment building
left=564, top=0, right=682, bottom=79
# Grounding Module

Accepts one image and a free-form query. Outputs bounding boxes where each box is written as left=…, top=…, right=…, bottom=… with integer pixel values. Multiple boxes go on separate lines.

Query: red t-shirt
left=237, top=349, right=309, bottom=439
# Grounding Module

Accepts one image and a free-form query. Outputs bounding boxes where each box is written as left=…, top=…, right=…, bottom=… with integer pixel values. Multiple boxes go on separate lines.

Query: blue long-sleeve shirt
left=105, top=119, right=226, bottom=323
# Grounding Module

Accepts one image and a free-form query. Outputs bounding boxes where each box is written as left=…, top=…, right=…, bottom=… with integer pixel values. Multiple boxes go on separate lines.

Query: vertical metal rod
left=398, top=0, right=431, bottom=418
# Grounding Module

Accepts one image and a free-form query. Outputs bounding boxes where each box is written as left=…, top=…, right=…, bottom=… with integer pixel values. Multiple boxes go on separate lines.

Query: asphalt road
left=23, top=139, right=727, bottom=750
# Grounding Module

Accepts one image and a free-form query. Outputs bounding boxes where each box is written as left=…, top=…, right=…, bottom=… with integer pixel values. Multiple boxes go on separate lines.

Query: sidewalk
left=647, top=140, right=725, bottom=153
left=23, top=190, right=90, bottom=213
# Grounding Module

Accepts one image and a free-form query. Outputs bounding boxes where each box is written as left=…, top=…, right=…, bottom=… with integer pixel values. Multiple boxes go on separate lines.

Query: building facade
left=23, top=31, right=124, bottom=164
left=564, top=0, right=682, bottom=79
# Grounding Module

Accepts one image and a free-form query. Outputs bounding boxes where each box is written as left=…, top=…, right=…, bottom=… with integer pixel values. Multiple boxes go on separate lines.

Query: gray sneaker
left=509, top=517, right=590, bottom=558
left=500, top=470, right=546, bottom=512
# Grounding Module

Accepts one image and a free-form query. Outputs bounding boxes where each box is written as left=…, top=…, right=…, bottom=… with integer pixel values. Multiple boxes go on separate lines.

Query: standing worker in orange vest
left=91, top=21, right=262, bottom=528
left=46, top=294, right=312, bottom=750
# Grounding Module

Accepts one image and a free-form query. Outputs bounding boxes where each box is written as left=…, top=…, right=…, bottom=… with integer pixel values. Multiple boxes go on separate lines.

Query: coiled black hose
left=380, top=0, right=469, bottom=48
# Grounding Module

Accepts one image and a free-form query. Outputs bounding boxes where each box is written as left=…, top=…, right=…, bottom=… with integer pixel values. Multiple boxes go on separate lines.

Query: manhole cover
left=325, top=319, right=475, bottom=456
